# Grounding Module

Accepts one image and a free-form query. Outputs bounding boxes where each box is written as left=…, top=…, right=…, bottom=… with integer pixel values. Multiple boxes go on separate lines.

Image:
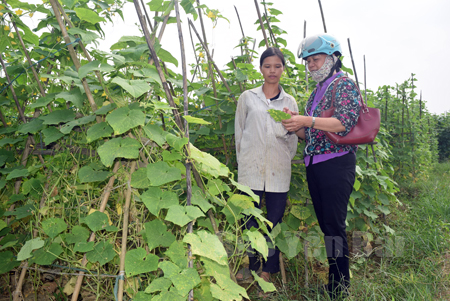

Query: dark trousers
left=306, top=153, right=356, bottom=296
left=245, top=190, right=287, bottom=273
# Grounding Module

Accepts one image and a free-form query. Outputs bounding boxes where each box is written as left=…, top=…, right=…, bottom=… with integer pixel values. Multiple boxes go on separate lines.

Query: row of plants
left=0, top=0, right=440, bottom=299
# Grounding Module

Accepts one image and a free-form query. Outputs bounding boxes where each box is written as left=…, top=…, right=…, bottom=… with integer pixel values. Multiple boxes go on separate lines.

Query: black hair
left=259, top=47, right=285, bottom=67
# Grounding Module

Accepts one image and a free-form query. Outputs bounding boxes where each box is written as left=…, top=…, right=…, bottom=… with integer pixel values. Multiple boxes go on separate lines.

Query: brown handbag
left=320, top=77, right=381, bottom=145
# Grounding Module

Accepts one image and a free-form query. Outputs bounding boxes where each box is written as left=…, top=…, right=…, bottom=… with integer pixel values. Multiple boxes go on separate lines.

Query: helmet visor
left=297, top=35, right=324, bottom=59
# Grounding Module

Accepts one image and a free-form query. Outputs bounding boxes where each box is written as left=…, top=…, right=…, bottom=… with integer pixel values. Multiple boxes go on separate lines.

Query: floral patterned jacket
left=304, top=74, right=361, bottom=156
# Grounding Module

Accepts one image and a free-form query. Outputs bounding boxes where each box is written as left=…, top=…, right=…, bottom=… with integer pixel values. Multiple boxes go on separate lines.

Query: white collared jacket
left=235, top=85, right=299, bottom=193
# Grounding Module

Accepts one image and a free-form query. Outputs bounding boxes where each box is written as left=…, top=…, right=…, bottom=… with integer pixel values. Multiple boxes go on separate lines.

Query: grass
left=257, top=162, right=450, bottom=300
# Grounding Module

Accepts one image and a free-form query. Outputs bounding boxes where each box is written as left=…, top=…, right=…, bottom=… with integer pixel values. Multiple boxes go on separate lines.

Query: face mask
left=310, top=55, right=337, bottom=83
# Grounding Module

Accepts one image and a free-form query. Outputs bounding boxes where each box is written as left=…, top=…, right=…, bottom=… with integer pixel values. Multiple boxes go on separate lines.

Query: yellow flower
left=0, top=13, right=3, bottom=17
left=4, top=25, right=9, bottom=31
left=21, top=88, right=25, bottom=93
left=8, top=32, right=13, bottom=38
left=40, top=77, right=46, bottom=82
left=107, top=7, right=111, bottom=11
left=67, top=56, right=70, bottom=60
left=6, top=122, right=11, bottom=125
left=57, top=37, right=61, bottom=42
left=29, top=12, right=34, bottom=17
left=16, top=9, right=23, bottom=16
left=11, top=41, right=16, bottom=45
left=94, top=89, right=98, bottom=93
left=101, top=91, right=107, bottom=97
left=199, top=52, right=204, bottom=58
left=207, top=11, right=215, bottom=19
left=0, top=5, right=4, bottom=10
left=40, top=55, right=45, bottom=59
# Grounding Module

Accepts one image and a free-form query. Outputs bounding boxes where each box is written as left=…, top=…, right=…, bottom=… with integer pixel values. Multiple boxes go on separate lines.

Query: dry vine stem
left=117, top=161, right=137, bottom=301
left=71, top=161, right=121, bottom=301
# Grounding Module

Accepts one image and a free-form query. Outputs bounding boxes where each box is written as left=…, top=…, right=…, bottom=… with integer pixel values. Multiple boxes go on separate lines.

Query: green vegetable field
left=0, top=0, right=449, bottom=300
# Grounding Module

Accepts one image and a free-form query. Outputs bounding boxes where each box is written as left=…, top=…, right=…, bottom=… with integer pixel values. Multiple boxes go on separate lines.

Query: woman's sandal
left=236, top=267, right=253, bottom=282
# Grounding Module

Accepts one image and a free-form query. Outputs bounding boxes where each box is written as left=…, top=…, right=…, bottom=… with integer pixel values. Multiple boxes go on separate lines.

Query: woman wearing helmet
left=282, top=34, right=361, bottom=299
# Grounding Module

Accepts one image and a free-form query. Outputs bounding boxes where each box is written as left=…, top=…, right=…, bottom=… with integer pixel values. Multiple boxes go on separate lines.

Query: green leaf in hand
left=268, top=109, right=291, bottom=122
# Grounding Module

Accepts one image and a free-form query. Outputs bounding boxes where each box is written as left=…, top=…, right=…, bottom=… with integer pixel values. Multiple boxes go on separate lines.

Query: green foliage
left=0, top=1, right=441, bottom=299
left=435, top=113, right=450, bottom=161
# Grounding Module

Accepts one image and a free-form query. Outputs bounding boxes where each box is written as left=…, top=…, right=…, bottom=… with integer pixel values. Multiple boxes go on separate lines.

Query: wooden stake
left=174, top=3, right=195, bottom=299
left=140, top=0, right=154, bottom=31
left=318, top=0, right=327, bottom=33
left=347, top=38, right=360, bottom=90
left=419, top=90, right=422, bottom=120
left=231, top=57, right=244, bottom=93
left=304, top=20, right=309, bottom=93
left=117, top=162, right=137, bottom=301
left=133, top=0, right=184, bottom=131
left=188, top=20, right=238, bottom=105
left=234, top=6, right=252, bottom=64
left=188, top=24, right=202, bottom=83
left=55, top=1, right=111, bottom=100
left=71, top=161, right=121, bottom=301
left=253, top=0, right=269, bottom=48
left=363, top=55, right=367, bottom=105
left=48, top=0, right=100, bottom=121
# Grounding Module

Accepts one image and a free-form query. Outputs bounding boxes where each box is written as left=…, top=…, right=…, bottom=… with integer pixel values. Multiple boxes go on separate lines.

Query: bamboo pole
left=133, top=0, right=184, bottom=131
left=174, top=2, right=194, bottom=299
left=195, top=0, right=221, bottom=111
left=188, top=24, right=202, bottom=83
left=55, top=1, right=111, bottom=99
left=48, top=0, right=100, bottom=120
left=234, top=5, right=246, bottom=39
left=347, top=39, right=360, bottom=91
left=188, top=20, right=238, bottom=105
left=318, top=0, right=327, bottom=33
left=253, top=0, right=269, bottom=48
left=385, top=87, right=388, bottom=124
left=419, top=90, right=422, bottom=120
left=304, top=20, right=309, bottom=93
left=231, top=57, right=244, bottom=93
left=140, top=0, right=154, bottom=31
left=71, top=161, right=121, bottom=301
left=117, top=161, right=137, bottom=301
left=234, top=6, right=252, bottom=64
left=263, top=13, right=276, bottom=47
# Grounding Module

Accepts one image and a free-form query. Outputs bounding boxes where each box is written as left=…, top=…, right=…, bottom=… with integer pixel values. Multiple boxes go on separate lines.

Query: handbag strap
left=330, top=76, right=367, bottom=111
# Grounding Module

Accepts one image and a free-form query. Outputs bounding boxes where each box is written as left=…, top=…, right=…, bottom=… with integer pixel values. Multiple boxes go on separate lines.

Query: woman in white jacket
left=234, top=47, right=298, bottom=286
